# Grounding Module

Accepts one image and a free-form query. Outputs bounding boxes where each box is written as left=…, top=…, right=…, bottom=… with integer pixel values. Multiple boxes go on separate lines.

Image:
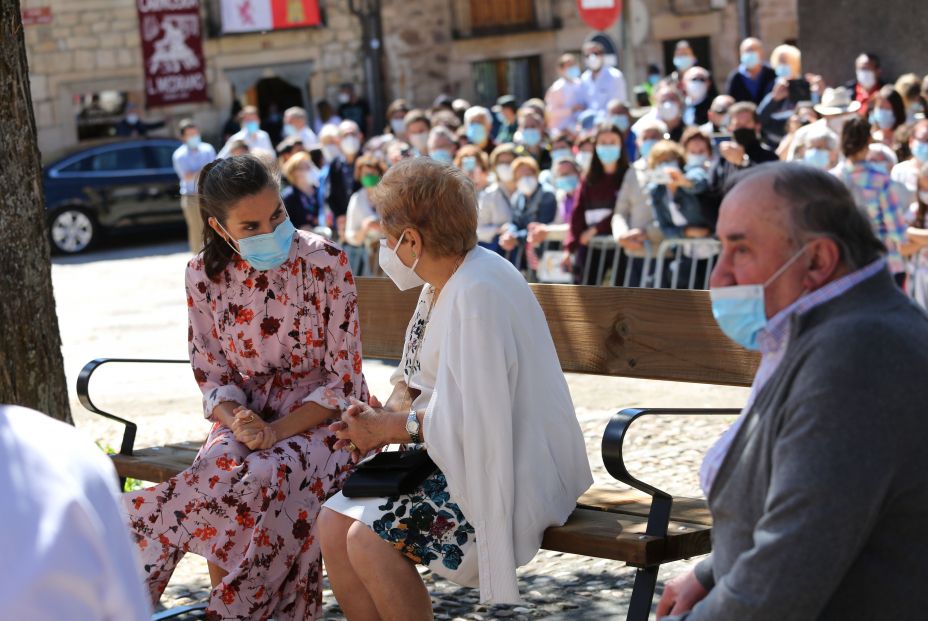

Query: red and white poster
left=576, top=0, right=622, bottom=31
left=221, top=0, right=321, bottom=34
left=137, top=0, right=209, bottom=108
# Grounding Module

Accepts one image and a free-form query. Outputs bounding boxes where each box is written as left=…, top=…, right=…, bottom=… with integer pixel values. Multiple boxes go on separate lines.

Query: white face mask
left=576, top=151, right=593, bottom=172
left=517, top=176, right=538, bottom=196
left=304, top=168, right=320, bottom=188
left=322, top=144, right=341, bottom=162
left=496, top=163, right=514, bottom=183
left=341, top=136, right=361, bottom=156
left=586, top=54, right=603, bottom=72
left=379, top=231, right=425, bottom=291
left=857, top=69, right=877, bottom=90
left=409, top=132, right=429, bottom=153
left=685, top=81, right=708, bottom=103
left=658, top=101, right=681, bottom=122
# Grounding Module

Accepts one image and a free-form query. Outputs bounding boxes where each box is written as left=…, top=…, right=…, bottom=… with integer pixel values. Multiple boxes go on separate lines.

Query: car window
left=57, top=155, right=93, bottom=173
left=89, top=146, right=148, bottom=172
left=147, top=145, right=176, bottom=170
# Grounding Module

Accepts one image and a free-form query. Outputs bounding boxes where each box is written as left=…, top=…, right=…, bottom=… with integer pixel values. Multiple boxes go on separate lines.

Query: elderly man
left=282, top=106, right=320, bottom=150
left=725, top=38, right=776, bottom=104
left=658, top=162, right=928, bottom=620
left=218, top=105, right=274, bottom=157
left=426, top=125, right=458, bottom=165
left=682, top=66, right=715, bottom=127
left=580, top=39, right=628, bottom=116
left=463, top=105, right=495, bottom=155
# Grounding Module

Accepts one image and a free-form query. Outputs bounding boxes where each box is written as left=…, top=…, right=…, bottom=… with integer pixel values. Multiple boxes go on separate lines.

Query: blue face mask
left=466, top=123, right=487, bottom=145
left=460, top=155, right=478, bottom=172
left=673, top=56, right=695, bottom=72
left=186, top=134, right=202, bottom=149
left=912, top=140, right=928, bottom=163
left=430, top=149, right=453, bottom=165
left=611, top=114, right=630, bottom=132
left=741, top=51, right=760, bottom=69
left=640, top=139, right=657, bottom=159
left=218, top=218, right=296, bottom=271
left=596, top=144, right=622, bottom=165
left=551, top=148, right=573, bottom=163
left=648, top=74, right=660, bottom=86
left=244, top=120, right=260, bottom=134
left=872, top=108, right=896, bottom=130
left=710, top=246, right=808, bottom=350
left=521, top=128, right=542, bottom=147
left=804, top=148, right=831, bottom=170
left=566, top=65, right=581, bottom=80
left=686, top=153, right=708, bottom=168
left=774, top=63, right=792, bottom=79
left=555, top=174, right=579, bottom=192
left=283, top=123, right=297, bottom=137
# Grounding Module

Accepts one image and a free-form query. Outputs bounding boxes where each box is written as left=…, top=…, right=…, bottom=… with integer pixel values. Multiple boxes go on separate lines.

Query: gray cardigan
left=671, top=269, right=928, bottom=620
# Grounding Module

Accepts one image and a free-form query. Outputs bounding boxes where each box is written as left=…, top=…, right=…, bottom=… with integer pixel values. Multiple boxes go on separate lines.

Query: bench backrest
left=356, top=278, right=759, bottom=387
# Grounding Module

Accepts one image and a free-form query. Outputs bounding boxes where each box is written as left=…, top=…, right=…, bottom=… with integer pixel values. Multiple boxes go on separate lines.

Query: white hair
left=338, top=120, right=360, bottom=136
left=638, top=119, right=669, bottom=136
left=803, top=124, right=839, bottom=151
left=284, top=106, right=307, bottom=121
left=868, top=142, right=898, bottom=166
left=428, top=125, right=457, bottom=149
left=464, top=106, right=492, bottom=126
left=319, top=124, right=339, bottom=140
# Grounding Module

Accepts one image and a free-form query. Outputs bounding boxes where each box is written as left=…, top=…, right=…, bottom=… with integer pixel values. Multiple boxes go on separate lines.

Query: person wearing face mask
left=670, top=40, right=698, bottom=85
left=344, top=154, right=388, bottom=275
left=427, top=125, right=459, bottom=166
left=173, top=119, right=216, bottom=253
left=756, top=45, right=807, bottom=148
left=383, top=98, right=411, bottom=141
left=700, top=95, right=735, bottom=138
left=546, top=54, right=587, bottom=132
left=725, top=38, right=777, bottom=105
left=845, top=53, right=886, bottom=115
left=682, top=67, right=717, bottom=127
left=832, top=117, right=908, bottom=286
left=402, top=109, right=432, bottom=156
left=658, top=162, right=928, bottom=621
left=453, top=145, right=491, bottom=196
left=901, top=162, right=928, bottom=308
left=895, top=73, right=928, bottom=124
left=494, top=95, right=520, bottom=144
left=868, top=85, right=906, bottom=147
left=125, top=154, right=369, bottom=621
left=514, top=109, right=551, bottom=170
left=632, top=119, right=669, bottom=178
left=631, top=85, right=686, bottom=143
left=281, top=151, right=324, bottom=232
left=498, top=157, right=557, bottom=267
left=282, top=106, right=320, bottom=151
left=892, top=119, right=928, bottom=208
left=115, top=102, right=166, bottom=137
left=478, top=144, right=518, bottom=252
left=703, top=102, right=778, bottom=231
left=796, top=123, right=839, bottom=172
left=218, top=105, right=274, bottom=158
left=336, top=82, right=371, bottom=137
left=323, top=120, right=365, bottom=241
left=313, top=99, right=341, bottom=135
left=606, top=99, right=639, bottom=163
left=530, top=156, right=583, bottom=245
left=575, top=132, right=596, bottom=178
left=319, top=158, right=592, bottom=619
left=564, top=122, right=644, bottom=284
left=580, top=39, right=628, bottom=116
left=463, top=105, right=496, bottom=155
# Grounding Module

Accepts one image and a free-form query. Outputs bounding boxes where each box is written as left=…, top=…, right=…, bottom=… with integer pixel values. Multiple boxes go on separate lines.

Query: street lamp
left=347, top=0, right=386, bottom=135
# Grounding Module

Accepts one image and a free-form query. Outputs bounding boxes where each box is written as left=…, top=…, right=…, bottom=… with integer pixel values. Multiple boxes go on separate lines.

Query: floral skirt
left=324, top=469, right=478, bottom=587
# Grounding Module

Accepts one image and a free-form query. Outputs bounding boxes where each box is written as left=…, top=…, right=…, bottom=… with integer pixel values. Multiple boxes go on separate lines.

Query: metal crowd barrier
left=653, top=238, right=722, bottom=290
left=581, top=237, right=655, bottom=288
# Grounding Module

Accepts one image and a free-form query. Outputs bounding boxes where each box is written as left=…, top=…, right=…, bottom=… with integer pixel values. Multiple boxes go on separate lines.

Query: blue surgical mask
left=466, top=123, right=487, bottom=145
left=640, top=139, right=657, bottom=159
left=460, top=155, right=478, bottom=172
left=710, top=246, right=808, bottom=350
left=283, top=123, right=297, bottom=137
left=551, top=148, right=573, bottom=163
left=218, top=218, right=296, bottom=271
left=566, top=65, right=581, bottom=80
left=912, top=140, right=928, bottom=163
left=521, top=128, right=542, bottom=147
left=244, top=120, right=260, bottom=134
left=186, top=134, right=202, bottom=149
left=774, top=63, right=792, bottom=79
left=741, top=51, right=760, bottom=69
left=611, top=114, right=630, bottom=132
left=648, top=74, right=660, bottom=86
left=686, top=153, right=708, bottom=168
left=555, top=174, right=579, bottom=192
left=390, top=118, right=406, bottom=135
left=804, top=148, right=831, bottom=170
left=595, top=144, right=621, bottom=165
left=673, top=56, right=695, bottom=72
left=872, top=108, right=895, bottom=130
left=430, top=149, right=453, bottom=165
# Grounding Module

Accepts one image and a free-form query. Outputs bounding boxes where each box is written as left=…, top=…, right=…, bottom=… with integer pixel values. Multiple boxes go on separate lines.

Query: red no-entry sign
left=576, top=0, right=622, bottom=31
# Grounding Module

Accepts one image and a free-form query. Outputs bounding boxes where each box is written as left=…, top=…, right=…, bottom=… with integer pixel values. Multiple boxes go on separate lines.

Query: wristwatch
left=405, top=408, right=422, bottom=444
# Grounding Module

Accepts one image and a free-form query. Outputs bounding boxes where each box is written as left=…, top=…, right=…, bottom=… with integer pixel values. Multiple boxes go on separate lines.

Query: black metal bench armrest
left=77, top=358, right=188, bottom=457
left=601, top=407, right=741, bottom=538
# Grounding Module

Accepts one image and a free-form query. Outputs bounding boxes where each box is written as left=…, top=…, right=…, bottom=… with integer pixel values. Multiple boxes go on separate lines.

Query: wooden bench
left=78, top=278, right=758, bottom=620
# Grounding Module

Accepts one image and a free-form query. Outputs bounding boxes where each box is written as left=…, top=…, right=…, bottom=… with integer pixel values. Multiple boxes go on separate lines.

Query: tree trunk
left=0, top=1, right=71, bottom=423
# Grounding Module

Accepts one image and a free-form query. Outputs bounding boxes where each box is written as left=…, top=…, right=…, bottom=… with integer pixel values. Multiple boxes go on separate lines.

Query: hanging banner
left=221, top=0, right=321, bottom=34
left=137, top=0, right=209, bottom=107
left=577, top=0, right=622, bottom=31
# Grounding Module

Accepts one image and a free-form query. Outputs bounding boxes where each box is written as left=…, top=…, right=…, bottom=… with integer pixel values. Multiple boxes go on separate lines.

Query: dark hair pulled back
left=840, top=117, right=872, bottom=159
left=196, top=154, right=279, bottom=280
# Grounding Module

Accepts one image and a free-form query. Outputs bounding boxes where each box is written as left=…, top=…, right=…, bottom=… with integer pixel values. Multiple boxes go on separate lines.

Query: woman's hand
left=618, top=229, right=647, bottom=251
left=231, top=406, right=277, bottom=451
left=329, top=397, right=399, bottom=463
left=579, top=226, right=597, bottom=246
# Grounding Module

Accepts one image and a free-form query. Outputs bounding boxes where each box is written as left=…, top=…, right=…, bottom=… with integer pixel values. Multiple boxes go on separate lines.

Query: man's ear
left=804, top=237, right=843, bottom=290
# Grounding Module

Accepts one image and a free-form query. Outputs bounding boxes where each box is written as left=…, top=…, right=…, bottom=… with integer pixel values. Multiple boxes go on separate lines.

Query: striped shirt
left=699, top=257, right=889, bottom=495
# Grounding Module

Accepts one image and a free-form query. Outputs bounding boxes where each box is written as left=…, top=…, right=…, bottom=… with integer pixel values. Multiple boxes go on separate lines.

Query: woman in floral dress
left=125, top=154, right=367, bottom=621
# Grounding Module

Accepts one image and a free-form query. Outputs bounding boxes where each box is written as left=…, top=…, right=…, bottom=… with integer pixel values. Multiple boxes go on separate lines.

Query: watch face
left=406, top=412, right=419, bottom=433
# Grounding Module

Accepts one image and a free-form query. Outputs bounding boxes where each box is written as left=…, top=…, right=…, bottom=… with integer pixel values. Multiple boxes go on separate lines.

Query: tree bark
left=0, top=1, right=71, bottom=423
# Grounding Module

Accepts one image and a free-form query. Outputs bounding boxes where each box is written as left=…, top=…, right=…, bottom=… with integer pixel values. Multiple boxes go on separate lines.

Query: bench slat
left=578, top=487, right=712, bottom=526
left=112, top=441, right=203, bottom=483
left=355, top=277, right=758, bottom=387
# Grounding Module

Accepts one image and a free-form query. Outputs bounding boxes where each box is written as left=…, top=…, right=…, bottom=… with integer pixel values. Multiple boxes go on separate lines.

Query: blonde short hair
left=282, top=151, right=311, bottom=185
left=369, top=158, right=478, bottom=257
left=647, top=140, right=685, bottom=169
left=510, top=156, right=539, bottom=176
left=770, top=44, right=801, bottom=78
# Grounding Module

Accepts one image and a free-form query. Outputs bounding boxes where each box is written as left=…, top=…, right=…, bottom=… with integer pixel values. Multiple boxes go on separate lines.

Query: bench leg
left=626, top=565, right=660, bottom=621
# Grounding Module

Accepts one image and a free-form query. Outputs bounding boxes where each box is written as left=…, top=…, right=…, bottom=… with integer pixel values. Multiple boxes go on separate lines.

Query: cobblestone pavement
left=54, top=240, right=749, bottom=620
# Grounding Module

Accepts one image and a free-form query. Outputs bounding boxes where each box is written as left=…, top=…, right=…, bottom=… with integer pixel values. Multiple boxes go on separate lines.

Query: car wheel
left=49, top=207, right=96, bottom=254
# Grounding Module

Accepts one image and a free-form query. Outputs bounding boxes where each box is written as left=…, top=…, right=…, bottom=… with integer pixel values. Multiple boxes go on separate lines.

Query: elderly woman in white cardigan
left=318, top=157, right=592, bottom=618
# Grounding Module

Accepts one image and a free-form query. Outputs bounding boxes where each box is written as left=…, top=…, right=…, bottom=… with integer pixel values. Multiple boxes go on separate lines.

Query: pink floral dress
left=125, top=230, right=368, bottom=621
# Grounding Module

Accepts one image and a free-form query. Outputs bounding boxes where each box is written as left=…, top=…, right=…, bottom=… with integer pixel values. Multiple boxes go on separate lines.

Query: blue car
left=43, top=138, right=184, bottom=253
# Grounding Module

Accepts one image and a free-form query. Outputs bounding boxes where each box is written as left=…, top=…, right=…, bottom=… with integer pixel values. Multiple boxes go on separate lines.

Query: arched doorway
left=253, top=77, right=304, bottom=144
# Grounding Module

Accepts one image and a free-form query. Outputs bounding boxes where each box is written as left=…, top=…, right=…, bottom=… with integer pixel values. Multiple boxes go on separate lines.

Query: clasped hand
left=230, top=406, right=277, bottom=451
left=329, top=395, right=392, bottom=463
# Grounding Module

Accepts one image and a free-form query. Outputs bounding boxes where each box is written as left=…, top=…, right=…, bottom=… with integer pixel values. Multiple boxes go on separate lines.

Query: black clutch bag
left=341, top=449, right=438, bottom=498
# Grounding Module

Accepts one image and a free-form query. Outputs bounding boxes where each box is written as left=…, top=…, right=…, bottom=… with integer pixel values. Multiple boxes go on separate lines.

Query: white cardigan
left=420, top=246, right=593, bottom=603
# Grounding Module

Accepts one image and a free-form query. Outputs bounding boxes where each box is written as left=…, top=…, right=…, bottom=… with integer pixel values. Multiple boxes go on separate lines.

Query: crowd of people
left=172, top=36, right=928, bottom=295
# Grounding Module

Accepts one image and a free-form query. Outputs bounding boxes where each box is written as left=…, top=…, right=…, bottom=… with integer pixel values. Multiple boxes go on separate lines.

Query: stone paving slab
left=54, top=241, right=749, bottom=619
